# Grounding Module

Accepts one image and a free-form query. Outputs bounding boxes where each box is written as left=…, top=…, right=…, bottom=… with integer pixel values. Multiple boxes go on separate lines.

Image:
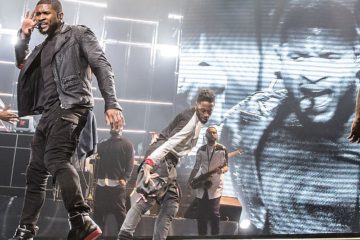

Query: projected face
left=279, top=28, right=357, bottom=124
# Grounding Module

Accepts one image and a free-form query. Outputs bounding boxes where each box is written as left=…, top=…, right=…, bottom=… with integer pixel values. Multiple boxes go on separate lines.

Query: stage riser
left=0, top=195, right=239, bottom=238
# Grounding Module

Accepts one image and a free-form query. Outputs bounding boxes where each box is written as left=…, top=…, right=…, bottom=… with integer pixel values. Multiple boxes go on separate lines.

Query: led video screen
left=177, top=0, right=360, bottom=234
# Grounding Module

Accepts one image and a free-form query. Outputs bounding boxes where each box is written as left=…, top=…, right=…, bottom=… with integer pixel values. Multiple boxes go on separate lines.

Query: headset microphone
left=34, top=22, right=42, bottom=29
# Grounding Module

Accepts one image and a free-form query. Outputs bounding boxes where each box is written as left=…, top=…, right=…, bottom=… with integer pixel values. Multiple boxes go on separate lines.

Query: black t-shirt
left=41, top=34, right=60, bottom=113
left=97, top=136, right=134, bottom=180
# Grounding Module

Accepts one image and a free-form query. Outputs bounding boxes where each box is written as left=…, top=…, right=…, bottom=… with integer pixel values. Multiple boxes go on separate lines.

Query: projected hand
left=348, top=118, right=360, bottom=143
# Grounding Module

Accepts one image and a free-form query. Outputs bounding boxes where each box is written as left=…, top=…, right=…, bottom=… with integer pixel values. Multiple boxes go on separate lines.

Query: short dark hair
left=207, top=126, right=217, bottom=133
left=280, top=0, right=357, bottom=44
left=110, top=129, right=120, bottom=137
left=196, top=89, right=215, bottom=104
left=36, top=0, right=63, bottom=13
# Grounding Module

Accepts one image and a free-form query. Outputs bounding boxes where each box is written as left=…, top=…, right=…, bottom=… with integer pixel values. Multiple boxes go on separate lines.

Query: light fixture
left=0, top=60, right=15, bottom=65
left=168, top=13, right=183, bottom=20
left=0, top=25, right=18, bottom=46
left=0, top=28, right=17, bottom=35
left=93, top=97, right=173, bottom=106
left=239, top=219, right=251, bottom=229
left=97, top=128, right=146, bottom=134
left=63, top=0, right=107, bottom=8
left=11, top=35, right=18, bottom=45
left=157, top=44, right=179, bottom=58
left=0, top=93, right=13, bottom=97
left=104, top=16, right=158, bottom=25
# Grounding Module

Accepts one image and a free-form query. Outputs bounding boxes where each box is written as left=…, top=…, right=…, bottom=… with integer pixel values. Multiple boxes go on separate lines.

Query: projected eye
left=319, top=53, right=341, bottom=60
left=287, top=53, right=308, bottom=61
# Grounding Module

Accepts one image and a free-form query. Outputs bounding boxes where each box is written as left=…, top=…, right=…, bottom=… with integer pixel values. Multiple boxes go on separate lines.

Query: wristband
left=144, top=158, right=155, bottom=167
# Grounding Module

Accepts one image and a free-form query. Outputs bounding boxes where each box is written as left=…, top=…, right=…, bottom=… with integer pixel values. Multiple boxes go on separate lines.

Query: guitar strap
left=206, top=145, right=215, bottom=172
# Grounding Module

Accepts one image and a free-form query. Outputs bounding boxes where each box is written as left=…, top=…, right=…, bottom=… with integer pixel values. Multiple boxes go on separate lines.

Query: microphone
left=33, top=22, right=42, bottom=29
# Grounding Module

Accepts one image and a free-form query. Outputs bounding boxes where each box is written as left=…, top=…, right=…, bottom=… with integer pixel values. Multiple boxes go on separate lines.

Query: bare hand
left=228, top=148, right=244, bottom=158
left=217, top=165, right=229, bottom=174
left=0, top=106, right=19, bottom=123
left=142, top=163, right=159, bottom=187
left=105, top=109, right=125, bottom=132
left=143, top=163, right=153, bottom=185
left=119, top=179, right=126, bottom=187
left=21, top=10, right=37, bottom=39
left=150, top=132, right=159, bottom=144
left=349, top=118, right=360, bottom=143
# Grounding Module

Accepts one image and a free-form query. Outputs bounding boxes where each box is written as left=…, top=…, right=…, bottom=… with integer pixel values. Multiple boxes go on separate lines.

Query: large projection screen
left=177, top=0, right=360, bottom=234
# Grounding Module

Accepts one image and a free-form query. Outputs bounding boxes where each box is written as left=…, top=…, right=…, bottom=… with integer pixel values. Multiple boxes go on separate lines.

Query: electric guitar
left=190, top=148, right=243, bottom=189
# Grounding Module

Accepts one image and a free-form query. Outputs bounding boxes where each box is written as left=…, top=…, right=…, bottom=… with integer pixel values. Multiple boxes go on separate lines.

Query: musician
left=93, top=127, right=134, bottom=235
left=187, top=126, right=228, bottom=236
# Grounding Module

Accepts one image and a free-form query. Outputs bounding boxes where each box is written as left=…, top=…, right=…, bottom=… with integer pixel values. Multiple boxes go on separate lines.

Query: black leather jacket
left=15, top=24, right=121, bottom=117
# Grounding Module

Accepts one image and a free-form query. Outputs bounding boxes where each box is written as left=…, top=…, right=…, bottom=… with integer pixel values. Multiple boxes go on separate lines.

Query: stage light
left=104, top=16, right=158, bottom=25
left=11, top=36, right=17, bottom=45
left=239, top=219, right=251, bottom=229
left=97, top=128, right=146, bottom=134
left=63, top=0, right=107, bottom=8
left=0, top=93, right=13, bottom=97
left=157, top=44, right=179, bottom=58
left=0, top=26, right=17, bottom=46
left=0, top=28, right=17, bottom=36
left=0, top=60, right=15, bottom=65
left=103, top=39, right=152, bottom=49
left=93, top=97, right=173, bottom=106
left=168, top=13, right=183, bottom=20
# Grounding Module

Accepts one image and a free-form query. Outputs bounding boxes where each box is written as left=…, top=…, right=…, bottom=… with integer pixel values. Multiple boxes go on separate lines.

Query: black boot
left=9, top=225, right=39, bottom=240
left=67, top=213, right=102, bottom=240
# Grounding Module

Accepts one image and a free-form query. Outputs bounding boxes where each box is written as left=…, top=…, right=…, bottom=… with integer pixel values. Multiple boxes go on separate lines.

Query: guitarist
left=187, top=126, right=229, bottom=236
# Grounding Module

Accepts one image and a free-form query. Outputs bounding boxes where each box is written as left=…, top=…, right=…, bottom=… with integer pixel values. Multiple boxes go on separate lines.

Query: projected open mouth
left=299, top=85, right=333, bottom=113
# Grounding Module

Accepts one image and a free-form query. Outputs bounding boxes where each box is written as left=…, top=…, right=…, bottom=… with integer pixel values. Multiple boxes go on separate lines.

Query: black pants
left=197, top=191, right=221, bottom=235
left=19, top=106, right=90, bottom=227
left=93, top=185, right=127, bottom=232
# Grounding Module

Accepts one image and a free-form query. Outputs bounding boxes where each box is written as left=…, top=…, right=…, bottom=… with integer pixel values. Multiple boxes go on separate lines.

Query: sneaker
left=9, top=225, right=39, bottom=240
left=67, top=213, right=102, bottom=240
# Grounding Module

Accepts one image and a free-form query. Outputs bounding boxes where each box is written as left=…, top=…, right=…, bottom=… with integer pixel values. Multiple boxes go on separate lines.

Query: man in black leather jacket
left=10, top=1, right=124, bottom=239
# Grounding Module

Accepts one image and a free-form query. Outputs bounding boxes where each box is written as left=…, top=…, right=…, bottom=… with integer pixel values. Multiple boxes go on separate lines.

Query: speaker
left=0, top=195, right=68, bottom=239
left=219, top=196, right=241, bottom=221
left=0, top=132, right=32, bottom=190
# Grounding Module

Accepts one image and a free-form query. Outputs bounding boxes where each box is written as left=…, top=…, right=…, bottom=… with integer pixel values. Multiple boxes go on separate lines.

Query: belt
left=97, top=178, right=119, bottom=187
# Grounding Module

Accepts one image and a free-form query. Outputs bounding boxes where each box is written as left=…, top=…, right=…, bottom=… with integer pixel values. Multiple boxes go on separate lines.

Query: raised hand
left=348, top=118, right=360, bottom=143
left=228, top=148, right=244, bottom=158
left=21, top=10, right=37, bottom=39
